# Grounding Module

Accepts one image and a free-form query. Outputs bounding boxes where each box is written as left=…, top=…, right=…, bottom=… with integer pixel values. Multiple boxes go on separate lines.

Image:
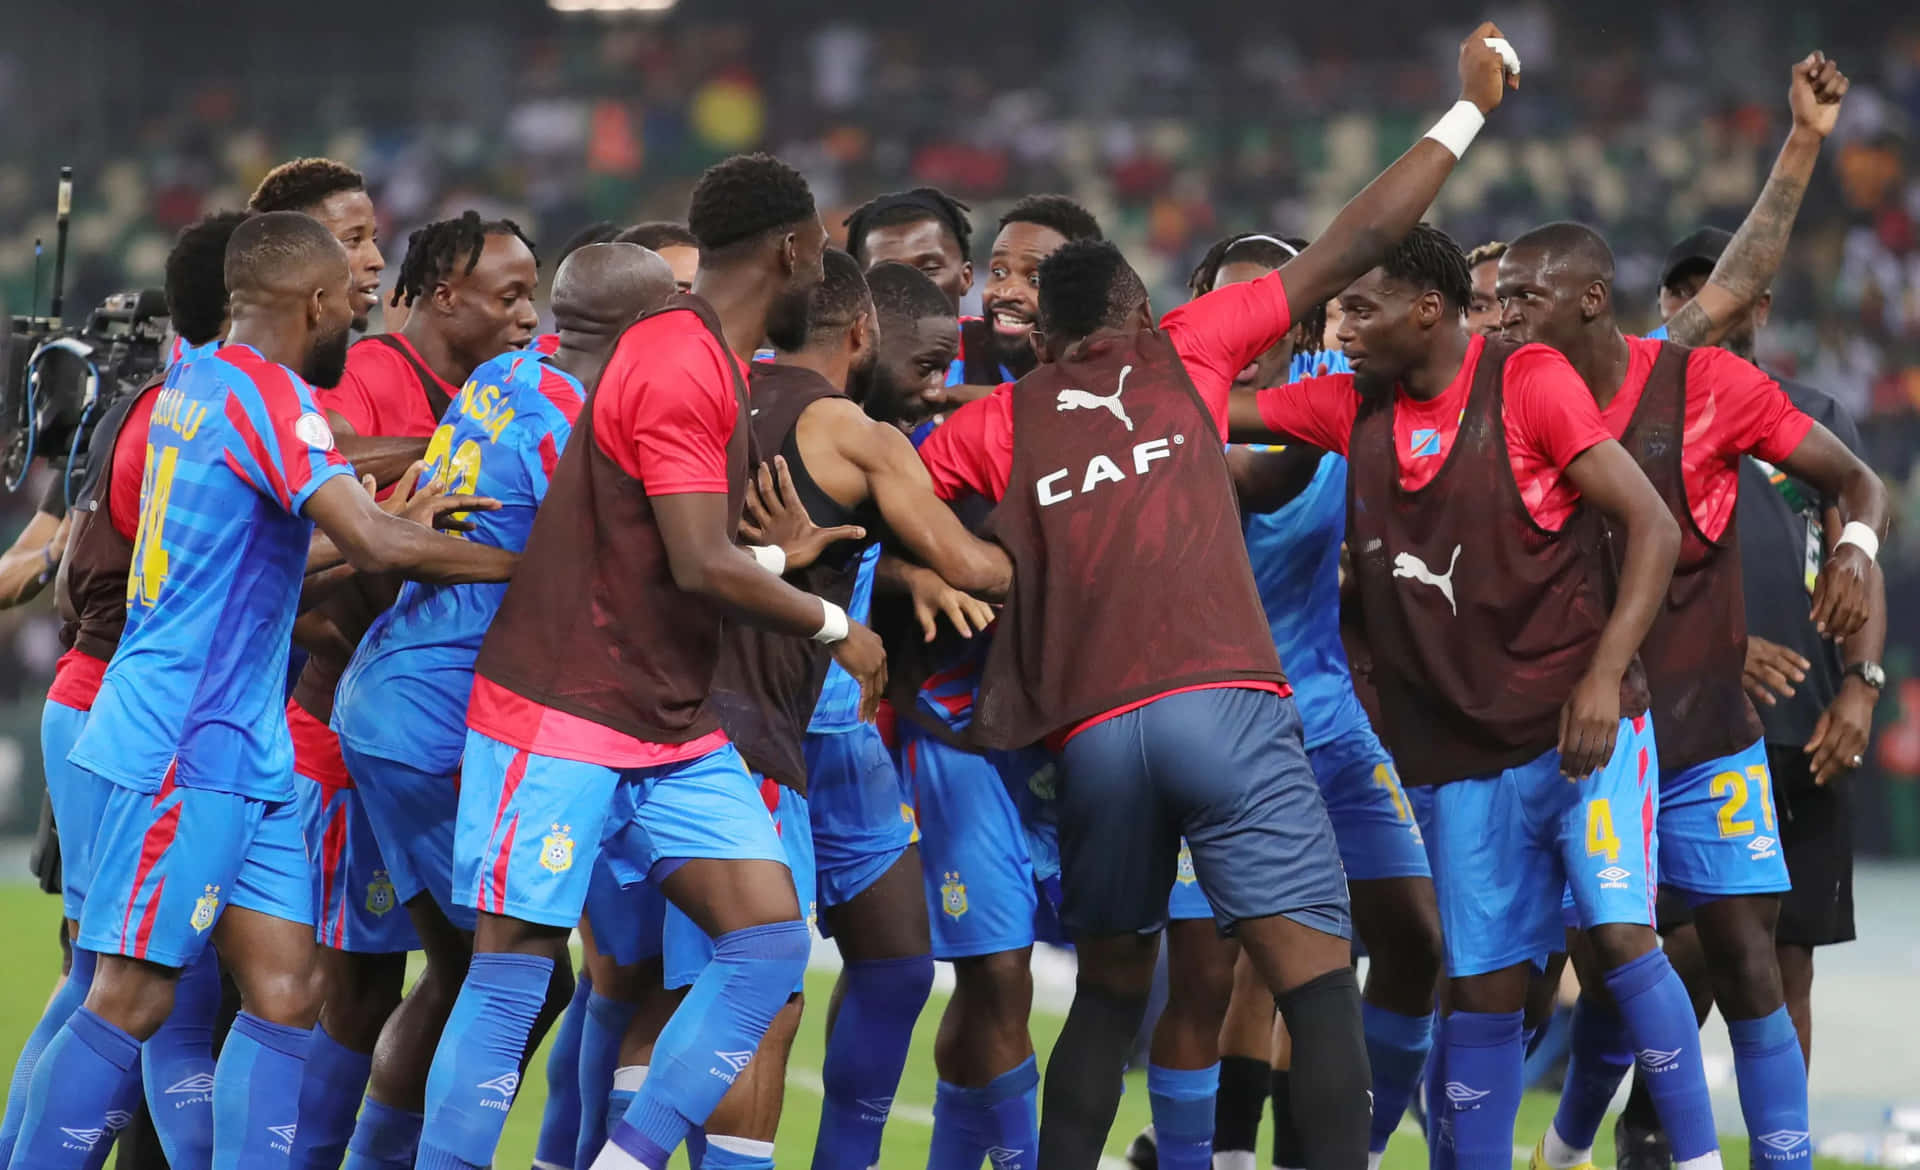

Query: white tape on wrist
left=1424, top=100, right=1486, bottom=160
left=1838, top=521, right=1880, bottom=563
left=814, top=600, right=850, bottom=645
left=748, top=544, right=787, bottom=576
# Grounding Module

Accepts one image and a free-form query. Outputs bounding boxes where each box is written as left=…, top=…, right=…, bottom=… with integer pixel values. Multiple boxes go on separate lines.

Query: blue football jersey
left=71, top=344, right=354, bottom=798
left=807, top=543, right=880, bottom=733
left=332, top=349, right=585, bottom=773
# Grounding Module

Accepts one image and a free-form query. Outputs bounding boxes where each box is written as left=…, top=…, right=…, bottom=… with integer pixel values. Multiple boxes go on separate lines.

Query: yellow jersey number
left=127, top=444, right=180, bottom=608
left=422, top=423, right=484, bottom=531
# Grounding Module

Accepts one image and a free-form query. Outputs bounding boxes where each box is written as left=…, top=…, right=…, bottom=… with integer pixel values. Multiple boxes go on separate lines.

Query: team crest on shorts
left=365, top=871, right=398, bottom=916
left=540, top=825, right=576, bottom=875
left=190, top=885, right=220, bottom=933
left=940, top=871, right=968, bottom=919
left=1176, top=843, right=1197, bottom=885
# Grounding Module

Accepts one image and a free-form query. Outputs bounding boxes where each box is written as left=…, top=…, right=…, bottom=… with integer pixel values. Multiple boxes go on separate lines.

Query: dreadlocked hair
left=1381, top=223, right=1473, bottom=312
left=843, top=188, right=974, bottom=265
left=388, top=211, right=538, bottom=309
left=999, top=195, right=1103, bottom=244
left=248, top=157, right=366, bottom=214
left=1037, top=239, right=1147, bottom=345
left=1187, top=232, right=1325, bottom=359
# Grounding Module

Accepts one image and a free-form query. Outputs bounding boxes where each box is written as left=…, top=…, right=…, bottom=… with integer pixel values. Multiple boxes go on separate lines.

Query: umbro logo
left=1637, top=1047, right=1682, bottom=1072
left=1749, top=836, right=1778, bottom=858
left=856, top=1096, right=894, bottom=1121
left=716, top=1050, right=754, bottom=1074
left=104, top=1110, right=133, bottom=1131
left=167, top=1073, right=216, bottom=1095
left=1754, top=1130, right=1808, bottom=1155
left=59, top=1127, right=105, bottom=1150
left=268, top=1123, right=298, bottom=1147
left=1443, top=1081, right=1489, bottom=1104
left=986, top=1147, right=1025, bottom=1169
left=1598, top=866, right=1631, bottom=889
left=478, top=1073, right=520, bottom=1097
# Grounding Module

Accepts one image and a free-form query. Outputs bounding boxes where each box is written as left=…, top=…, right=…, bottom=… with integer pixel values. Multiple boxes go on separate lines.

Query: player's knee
left=85, top=959, right=177, bottom=1040
left=714, top=919, right=811, bottom=1004
left=955, top=950, right=1034, bottom=1035
left=243, top=965, right=324, bottom=1029
left=1588, top=922, right=1660, bottom=971
left=1706, top=936, right=1784, bottom=1021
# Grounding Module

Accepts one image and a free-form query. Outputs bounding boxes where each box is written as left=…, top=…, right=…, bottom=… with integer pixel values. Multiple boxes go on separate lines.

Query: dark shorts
left=1055, top=686, right=1349, bottom=940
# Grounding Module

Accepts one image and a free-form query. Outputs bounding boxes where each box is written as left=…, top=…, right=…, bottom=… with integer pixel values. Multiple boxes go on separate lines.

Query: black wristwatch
left=1845, top=661, right=1885, bottom=691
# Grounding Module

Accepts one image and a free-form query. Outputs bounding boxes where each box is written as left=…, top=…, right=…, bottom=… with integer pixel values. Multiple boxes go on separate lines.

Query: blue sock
left=606, top=921, right=809, bottom=1168
left=703, top=1134, right=774, bottom=1170
left=211, top=1012, right=312, bottom=1170
left=289, top=1022, right=372, bottom=1170
left=687, top=1127, right=709, bottom=1168
left=1728, top=1008, right=1809, bottom=1169
left=1441, top=1011, right=1523, bottom=1170
left=576, top=995, right=641, bottom=1170
left=87, top=1059, right=145, bottom=1170
left=813, top=955, right=934, bottom=1170
left=341, top=1098, right=422, bottom=1170
left=418, top=952, right=554, bottom=1170
left=1423, top=1011, right=1454, bottom=1170
left=535, top=971, right=591, bottom=1170
left=1147, top=1063, right=1219, bottom=1170
left=927, top=1057, right=1039, bottom=1170
left=1604, top=950, right=1717, bottom=1162
left=1550, top=995, right=1634, bottom=1154
left=1363, top=1003, right=1433, bottom=1154
left=143, top=946, right=223, bottom=1169
left=7, top=1008, right=140, bottom=1170
left=0, top=945, right=97, bottom=1164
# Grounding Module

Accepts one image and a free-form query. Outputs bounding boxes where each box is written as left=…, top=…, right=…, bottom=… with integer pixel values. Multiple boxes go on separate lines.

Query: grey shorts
left=1055, top=686, right=1350, bottom=939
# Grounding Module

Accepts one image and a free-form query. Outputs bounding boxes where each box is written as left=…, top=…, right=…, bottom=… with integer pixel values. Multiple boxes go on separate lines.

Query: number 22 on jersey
left=127, top=444, right=180, bottom=607
left=423, top=423, right=484, bottom=530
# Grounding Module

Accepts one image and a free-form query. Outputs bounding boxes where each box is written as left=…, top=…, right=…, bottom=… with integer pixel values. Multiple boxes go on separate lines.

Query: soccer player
left=0, top=210, right=247, bottom=1170
left=1465, top=241, right=1506, bottom=335
left=845, top=188, right=976, bottom=310
left=325, top=242, right=679, bottom=1170
left=915, top=30, right=1520, bottom=1168
left=250, top=158, right=385, bottom=333
left=9, top=210, right=515, bottom=1170
left=1226, top=214, right=1705, bottom=1169
left=1498, top=216, right=1884, bottom=1170
left=282, top=209, right=542, bottom=1169
left=411, top=153, right=881, bottom=1170
left=618, top=222, right=702, bottom=292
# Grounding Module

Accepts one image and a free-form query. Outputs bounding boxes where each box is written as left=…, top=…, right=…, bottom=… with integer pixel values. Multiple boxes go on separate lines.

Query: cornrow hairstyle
left=165, top=210, right=250, bottom=347
left=1188, top=232, right=1325, bottom=362
left=616, top=221, right=700, bottom=252
left=389, top=211, right=538, bottom=309
left=1379, top=223, right=1473, bottom=312
left=687, top=153, right=817, bottom=254
left=998, top=195, right=1103, bottom=244
left=554, top=221, right=621, bottom=269
left=843, top=188, right=974, bottom=265
left=865, top=261, right=954, bottom=330
left=1465, top=239, right=1508, bottom=269
left=1036, top=239, right=1147, bottom=344
left=248, top=157, right=366, bottom=214
left=807, top=248, right=873, bottom=335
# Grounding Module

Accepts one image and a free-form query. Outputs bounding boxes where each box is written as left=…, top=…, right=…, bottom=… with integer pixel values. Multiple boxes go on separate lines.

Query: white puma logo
left=1055, top=364, right=1135, bottom=431
left=1392, top=545, right=1462, bottom=614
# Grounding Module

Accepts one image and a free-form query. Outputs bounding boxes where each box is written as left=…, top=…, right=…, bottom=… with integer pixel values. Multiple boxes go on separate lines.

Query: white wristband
left=748, top=544, right=787, bottom=576
left=1424, top=100, right=1486, bottom=160
left=813, top=599, right=850, bottom=645
left=1837, top=521, right=1880, bottom=564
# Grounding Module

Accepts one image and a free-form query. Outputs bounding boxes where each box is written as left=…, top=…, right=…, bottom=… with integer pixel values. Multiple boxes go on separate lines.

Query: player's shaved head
left=1507, top=221, right=1615, bottom=287
left=1036, top=239, right=1150, bottom=355
left=1497, top=221, right=1621, bottom=353
left=225, top=211, right=351, bottom=303
left=551, top=242, right=675, bottom=333
left=223, top=211, right=356, bottom=387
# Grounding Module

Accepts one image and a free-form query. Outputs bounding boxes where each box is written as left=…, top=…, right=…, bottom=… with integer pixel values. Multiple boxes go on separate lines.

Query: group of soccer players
left=0, top=18, right=1890, bottom=1170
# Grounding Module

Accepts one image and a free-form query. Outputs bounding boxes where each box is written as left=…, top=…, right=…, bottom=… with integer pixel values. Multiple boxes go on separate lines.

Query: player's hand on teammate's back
left=898, top=560, right=996, bottom=642
left=832, top=620, right=889, bottom=722
left=741, top=455, right=867, bottom=571
left=365, top=461, right=501, bottom=535
left=1789, top=51, right=1849, bottom=139
left=1809, top=543, right=1871, bottom=639
left=1559, top=667, right=1622, bottom=780
left=1459, top=21, right=1521, bottom=115
left=1743, top=635, right=1809, bottom=708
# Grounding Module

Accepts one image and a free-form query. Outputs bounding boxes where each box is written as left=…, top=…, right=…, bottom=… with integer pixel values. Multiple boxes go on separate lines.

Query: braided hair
left=388, top=211, right=538, bottom=309
left=843, top=188, right=974, bottom=265
left=1380, top=223, right=1473, bottom=311
left=1188, top=232, right=1325, bottom=362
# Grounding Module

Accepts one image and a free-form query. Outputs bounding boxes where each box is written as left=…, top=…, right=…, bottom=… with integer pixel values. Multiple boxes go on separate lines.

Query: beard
left=304, top=322, right=353, bottom=389
left=764, top=285, right=813, bottom=353
left=845, top=351, right=878, bottom=405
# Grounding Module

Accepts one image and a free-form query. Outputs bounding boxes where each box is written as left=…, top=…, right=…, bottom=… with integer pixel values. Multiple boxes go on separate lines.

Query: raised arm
left=1775, top=422, right=1887, bottom=638
left=1664, top=53, right=1849, bottom=346
left=1556, top=440, right=1681, bottom=777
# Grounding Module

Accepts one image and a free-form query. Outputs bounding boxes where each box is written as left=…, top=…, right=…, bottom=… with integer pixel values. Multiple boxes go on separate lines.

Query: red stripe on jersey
left=492, top=751, right=531, bottom=841
left=121, top=768, right=182, bottom=956
left=759, top=776, right=781, bottom=817
left=1639, top=777, right=1657, bottom=924
left=487, top=814, right=520, bottom=914
left=132, top=875, right=167, bottom=960
left=245, top=358, right=328, bottom=498
left=536, top=368, right=585, bottom=422
left=225, top=395, right=292, bottom=510
left=319, top=791, right=350, bottom=948
left=537, top=433, right=560, bottom=479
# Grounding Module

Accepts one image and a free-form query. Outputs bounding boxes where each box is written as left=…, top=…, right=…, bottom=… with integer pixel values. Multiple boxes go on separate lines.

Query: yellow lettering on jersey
left=128, top=444, right=180, bottom=607
left=457, top=383, right=516, bottom=444
left=151, top=387, right=206, bottom=442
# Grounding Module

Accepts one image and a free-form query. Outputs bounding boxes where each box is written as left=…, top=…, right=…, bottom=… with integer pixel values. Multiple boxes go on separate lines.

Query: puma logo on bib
left=1393, top=545, right=1462, bottom=614
left=1055, top=364, right=1135, bottom=431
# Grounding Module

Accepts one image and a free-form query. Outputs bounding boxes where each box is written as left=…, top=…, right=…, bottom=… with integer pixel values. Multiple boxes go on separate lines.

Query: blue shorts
left=298, top=773, right=419, bottom=953
left=898, top=728, right=1062, bottom=959
left=455, top=732, right=786, bottom=930
left=340, top=744, right=469, bottom=931
left=664, top=781, right=815, bottom=993
left=80, top=773, right=310, bottom=968
left=583, top=867, right=667, bottom=968
left=43, top=699, right=104, bottom=922
left=1061, top=687, right=1348, bottom=940
left=1429, top=716, right=1660, bottom=978
left=805, top=724, right=917, bottom=911
left=1656, top=738, right=1790, bottom=902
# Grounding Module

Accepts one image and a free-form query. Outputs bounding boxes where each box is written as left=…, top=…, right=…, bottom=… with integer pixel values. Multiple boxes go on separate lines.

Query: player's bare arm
left=1557, top=439, right=1681, bottom=777
left=1775, top=422, right=1887, bottom=638
left=302, top=473, right=516, bottom=586
left=654, top=489, right=888, bottom=717
left=1807, top=499, right=1890, bottom=783
left=739, top=455, right=868, bottom=572
left=1274, top=22, right=1517, bottom=317
left=0, top=508, right=67, bottom=608
left=1664, top=52, right=1848, bottom=346
left=334, top=430, right=433, bottom=489
left=1226, top=445, right=1323, bottom=515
